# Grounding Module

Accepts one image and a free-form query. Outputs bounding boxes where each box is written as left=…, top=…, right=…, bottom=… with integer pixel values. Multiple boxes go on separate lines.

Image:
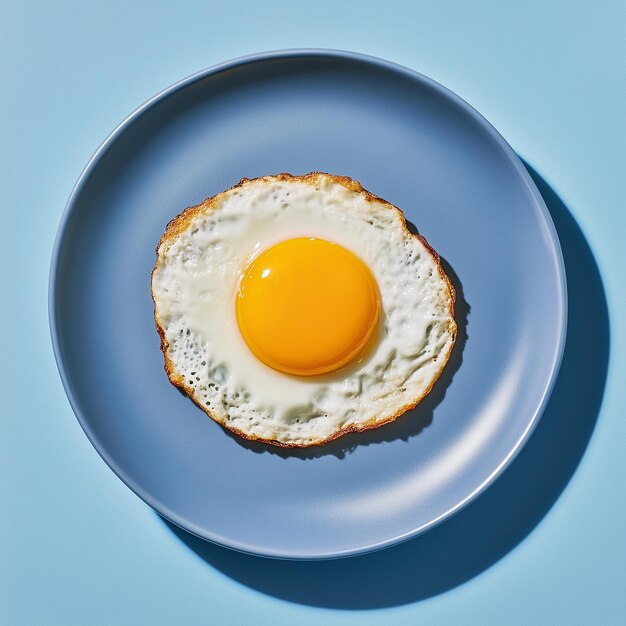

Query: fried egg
left=151, top=173, right=456, bottom=447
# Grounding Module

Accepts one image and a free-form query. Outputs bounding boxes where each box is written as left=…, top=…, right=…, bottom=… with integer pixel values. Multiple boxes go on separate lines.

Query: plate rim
left=48, top=48, right=568, bottom=560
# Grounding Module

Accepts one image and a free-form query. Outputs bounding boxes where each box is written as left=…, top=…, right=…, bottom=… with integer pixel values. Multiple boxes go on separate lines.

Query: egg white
left=151, top=174, right=456, bottom=446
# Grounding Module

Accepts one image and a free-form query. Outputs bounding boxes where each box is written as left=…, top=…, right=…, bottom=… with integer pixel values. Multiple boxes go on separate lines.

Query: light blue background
left=1, top=1, right=624, bottom=624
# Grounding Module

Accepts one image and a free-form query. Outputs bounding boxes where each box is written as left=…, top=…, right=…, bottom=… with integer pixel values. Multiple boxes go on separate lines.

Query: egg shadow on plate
left=161, top=163, right=609, bottom=607
left=218, top=222, right=469, bottom=461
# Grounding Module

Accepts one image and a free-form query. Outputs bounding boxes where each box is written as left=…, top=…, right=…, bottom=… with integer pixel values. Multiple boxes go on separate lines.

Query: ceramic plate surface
left=50, top=50, right=566, bottom=559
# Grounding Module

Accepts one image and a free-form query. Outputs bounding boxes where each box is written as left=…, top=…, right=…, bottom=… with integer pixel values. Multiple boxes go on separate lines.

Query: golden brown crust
left=151, top=172, right=457, bottom=448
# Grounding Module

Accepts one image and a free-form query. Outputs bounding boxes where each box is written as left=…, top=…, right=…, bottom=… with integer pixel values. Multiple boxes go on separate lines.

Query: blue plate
left=50, top=50, right=566, bottom=559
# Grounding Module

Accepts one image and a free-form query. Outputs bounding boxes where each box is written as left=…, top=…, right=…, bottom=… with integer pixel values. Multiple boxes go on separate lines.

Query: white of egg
left=151, top=173, right=456, bottom=447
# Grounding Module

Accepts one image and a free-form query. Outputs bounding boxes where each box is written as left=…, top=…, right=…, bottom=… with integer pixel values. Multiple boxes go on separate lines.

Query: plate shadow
left=161, top=162, right=608, bottom=608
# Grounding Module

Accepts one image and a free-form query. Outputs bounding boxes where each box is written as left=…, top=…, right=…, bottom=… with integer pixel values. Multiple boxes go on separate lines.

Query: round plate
left=50, top=50, right=566, bottom=559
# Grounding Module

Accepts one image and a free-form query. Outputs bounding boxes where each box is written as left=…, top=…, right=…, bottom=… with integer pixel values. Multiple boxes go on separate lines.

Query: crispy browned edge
left=151, top=172, right=457, bottom=448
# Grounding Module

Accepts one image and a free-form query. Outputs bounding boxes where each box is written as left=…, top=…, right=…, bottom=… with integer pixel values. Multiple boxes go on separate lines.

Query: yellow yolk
left=236, top=238, right=380, bottom=376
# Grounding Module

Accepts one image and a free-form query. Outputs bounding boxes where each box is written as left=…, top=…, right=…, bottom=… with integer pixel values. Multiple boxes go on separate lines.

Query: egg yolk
left=236, top=238, right=380, bottom=376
